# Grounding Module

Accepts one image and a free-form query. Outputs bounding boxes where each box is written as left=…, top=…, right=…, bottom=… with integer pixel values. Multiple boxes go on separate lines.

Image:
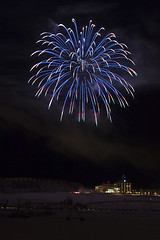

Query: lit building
left=117, top=175, right=132, bottom=194
left=95, top=175, right=132, bottom=194
left=95, top=185, right=105, bottom=193
left=95, top=182, right=120, bottom=193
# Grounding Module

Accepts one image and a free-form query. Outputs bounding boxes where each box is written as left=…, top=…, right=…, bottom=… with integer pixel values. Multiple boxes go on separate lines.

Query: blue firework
left=29, top=18, right=137, bottom=125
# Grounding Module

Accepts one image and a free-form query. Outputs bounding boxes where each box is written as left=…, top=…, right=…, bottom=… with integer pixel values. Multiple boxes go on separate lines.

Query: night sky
left=0, top=0, right=160, bottom=188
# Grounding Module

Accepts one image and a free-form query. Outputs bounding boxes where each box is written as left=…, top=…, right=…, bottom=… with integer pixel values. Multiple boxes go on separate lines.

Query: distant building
left=133, top=188, right=160, bottom=196
left=95, top=175, right=132, bottom=194
left=95, top=182, right=120, bottom=194
left=117, top=175, right=132, bottom=194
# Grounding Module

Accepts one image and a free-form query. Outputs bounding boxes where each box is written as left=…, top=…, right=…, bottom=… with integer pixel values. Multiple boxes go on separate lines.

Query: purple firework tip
left=29, top=18, right=137, bottom=126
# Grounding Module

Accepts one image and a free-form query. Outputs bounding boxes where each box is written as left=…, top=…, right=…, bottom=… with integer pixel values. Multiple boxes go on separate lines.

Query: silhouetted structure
left=0, top=178, right=82, bottom=193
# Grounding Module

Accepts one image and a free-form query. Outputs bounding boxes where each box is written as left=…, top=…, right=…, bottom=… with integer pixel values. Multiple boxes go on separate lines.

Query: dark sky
left=0, top=0, right=160, bottom=188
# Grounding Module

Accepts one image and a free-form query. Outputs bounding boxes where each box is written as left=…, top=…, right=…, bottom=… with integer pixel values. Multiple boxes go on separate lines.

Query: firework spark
left=29, top=19, right=137, bottom=125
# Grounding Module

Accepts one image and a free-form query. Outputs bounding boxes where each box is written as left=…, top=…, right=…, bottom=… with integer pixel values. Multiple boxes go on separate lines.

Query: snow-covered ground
left=0, top=192, right=160, bottom=212
left=0, top=192, right=160, bottom=240
left=0, top=191, right=160, bottom=202
left=0, top=214, right=160, bottom=240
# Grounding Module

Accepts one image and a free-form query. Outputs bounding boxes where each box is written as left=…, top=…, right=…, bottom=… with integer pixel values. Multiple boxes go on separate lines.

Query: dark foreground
left=0, top=213, right=160, bottom=240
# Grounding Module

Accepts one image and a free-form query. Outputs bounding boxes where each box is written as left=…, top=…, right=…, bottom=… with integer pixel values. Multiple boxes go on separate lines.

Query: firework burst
left=29, top=19, right=137, bottom=125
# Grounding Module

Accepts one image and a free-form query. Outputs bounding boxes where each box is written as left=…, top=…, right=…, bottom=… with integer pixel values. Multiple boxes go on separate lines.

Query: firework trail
left=29, top=19, right=137, bottom=125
